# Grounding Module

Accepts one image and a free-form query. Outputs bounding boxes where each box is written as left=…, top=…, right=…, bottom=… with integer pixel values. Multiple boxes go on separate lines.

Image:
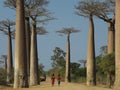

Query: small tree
left=51, top=47, right=66, bottom=69
left=70, top=62, right=80, bottom=81
left=98, top=53, right=115, bottom=88
left=50, top=47, right=66, bottom=81
left=79, top=60, right=86, bottom=68
left=99, top=45, right=107, bottom=56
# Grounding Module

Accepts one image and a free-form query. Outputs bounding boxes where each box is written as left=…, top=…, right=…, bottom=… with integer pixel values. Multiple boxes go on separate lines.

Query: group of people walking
left=51, top=73, right=61, bottom=86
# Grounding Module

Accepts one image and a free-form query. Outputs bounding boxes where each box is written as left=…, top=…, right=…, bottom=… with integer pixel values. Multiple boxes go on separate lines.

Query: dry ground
left=0, top=77, right=112, bottom=90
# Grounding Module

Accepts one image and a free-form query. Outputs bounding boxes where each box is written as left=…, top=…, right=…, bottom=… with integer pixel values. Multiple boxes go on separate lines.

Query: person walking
left=51, top=73, right=55, bottom=86
left=57, top=73, right=61, bottom=86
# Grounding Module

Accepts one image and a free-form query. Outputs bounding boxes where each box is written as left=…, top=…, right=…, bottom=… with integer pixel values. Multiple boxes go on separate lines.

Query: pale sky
left=0, top=0, right=108, bottom=70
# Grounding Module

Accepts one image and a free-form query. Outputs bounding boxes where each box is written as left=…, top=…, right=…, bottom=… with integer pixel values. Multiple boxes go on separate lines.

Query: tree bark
left=114, top=0, right=120, bottom=89
left=4, top=58, right=7, bottom=70
left=107, top=22, right=115, bottom=54
left=25, top=17, right=31, bottom=81
left=65, top=34, right=71, bottom=82
left=106, top=73, right=112, bottom=88
left=7, top=27, right=13, bottom=83
left=30, top=20, right=39, bottom=86
left=86, top=15, right=96, bottom=86
left=14, top=0, right=28, bottom=88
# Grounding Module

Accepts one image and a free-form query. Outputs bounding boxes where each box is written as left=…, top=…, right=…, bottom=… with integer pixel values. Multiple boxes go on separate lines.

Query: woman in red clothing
left=51, top=73, right=55, bottom=86
left=57, top=73, right=61, bottom=86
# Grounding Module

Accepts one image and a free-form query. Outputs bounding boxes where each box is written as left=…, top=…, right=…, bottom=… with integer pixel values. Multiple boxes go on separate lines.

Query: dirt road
left=1, top=77, right=112, bottom=90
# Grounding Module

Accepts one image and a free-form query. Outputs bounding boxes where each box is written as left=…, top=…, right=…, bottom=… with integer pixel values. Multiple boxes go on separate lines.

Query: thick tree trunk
left=65, top=34, right=71, bottom=82
left=7, top=27, right=13, bottom=83
left=86, top=15, right=96, bottom=86
left=14, top=0, right=28, bottom=88
left=114, top=0, right=120, bottom=89
left=25, top=17, right=31, bottom=81
left=107, top=22, right=115, bottom=54
left=30, top=21, right=39, bottom=86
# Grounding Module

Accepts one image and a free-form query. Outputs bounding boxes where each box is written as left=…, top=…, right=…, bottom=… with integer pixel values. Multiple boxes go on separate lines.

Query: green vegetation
left=96, top=53, right=115, bottom=87
left=48, top=47, right=86, bottom=83
left=47, top=46, right=115, bottom=87
left=0, top=68, right=7, bottom=85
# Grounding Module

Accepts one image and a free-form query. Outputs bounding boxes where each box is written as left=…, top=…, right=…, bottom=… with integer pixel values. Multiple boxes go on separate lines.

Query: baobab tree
left=57, top=27, right=80, bottom=83
left=4, top=0, right=52, bottom=86
left=76, top=0, right=115, bottom=87
left=114, top=0, right=120, bottom=89
left=93, top=0, right=115, bottom=54
left=75, top=0, right=99, bottom=86
left=30, top=26, right=48, bottom=86
left=14, top=0, right=28, bottom=88
left=27, top=3, right=51, bottom=86
left=0, top=19, right=15, bottom=83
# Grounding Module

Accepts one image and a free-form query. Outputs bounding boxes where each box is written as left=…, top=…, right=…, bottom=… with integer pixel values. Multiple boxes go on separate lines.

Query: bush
left=0, top=68, right=7, bottom=85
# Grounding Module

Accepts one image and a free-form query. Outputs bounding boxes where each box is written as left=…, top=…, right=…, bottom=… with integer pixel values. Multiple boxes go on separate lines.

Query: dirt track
left=1, top=77, right=112, bottom=90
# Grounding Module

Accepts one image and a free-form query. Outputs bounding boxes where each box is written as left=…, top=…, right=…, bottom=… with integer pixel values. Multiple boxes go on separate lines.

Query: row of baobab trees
left=0, top=0, right=120, bottom=90
left=0, top=0, right=51, bottom=88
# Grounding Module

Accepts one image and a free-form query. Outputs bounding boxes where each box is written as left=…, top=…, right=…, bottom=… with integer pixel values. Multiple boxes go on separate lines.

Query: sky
left=0, top=0, right=108, bottom=70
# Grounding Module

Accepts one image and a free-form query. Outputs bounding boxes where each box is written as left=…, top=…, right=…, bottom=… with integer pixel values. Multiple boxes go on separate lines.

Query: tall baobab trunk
left=7, top=27, right=13, bottom=83
left=4, top=58, right=7, bottom=70
left=25, top=17, right=31, bottom=80
left=30, top=20, right=39, bottom=86
left=14, top=0, right=28, bottom=88
left=107, top=22, right=115, bottom=54
left=86, top=15, right=96, bottom=86
left=114, top=0, right=120, bottom=89
left=65, top=34, right=71, bottom=82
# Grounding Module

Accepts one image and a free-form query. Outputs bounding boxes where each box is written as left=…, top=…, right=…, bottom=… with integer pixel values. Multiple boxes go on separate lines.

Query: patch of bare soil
left=1, top=78, right=112, bottom=90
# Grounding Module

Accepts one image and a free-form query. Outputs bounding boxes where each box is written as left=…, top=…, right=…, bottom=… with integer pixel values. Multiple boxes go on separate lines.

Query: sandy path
left=1, top=77, right=112, bottom=90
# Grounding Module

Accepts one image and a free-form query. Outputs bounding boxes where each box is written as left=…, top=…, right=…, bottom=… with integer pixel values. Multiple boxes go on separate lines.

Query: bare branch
left=0, top=19, right=15, bottom=36
left=36, top=27, right=48, bottom=35
left=56, top=27, right=80, bottom=35
left=75, top=0, right=114, bottom=20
